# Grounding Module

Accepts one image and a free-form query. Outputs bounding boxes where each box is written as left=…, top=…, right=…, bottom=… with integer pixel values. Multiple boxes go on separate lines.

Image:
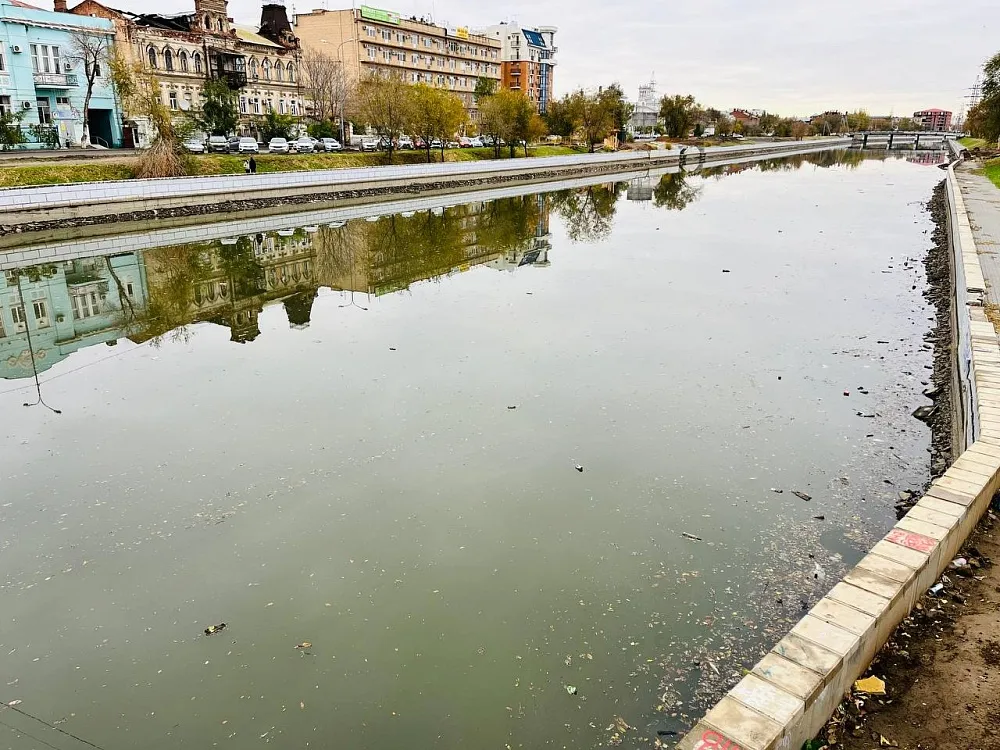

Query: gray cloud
left=108, top=0, right=996, bottom=116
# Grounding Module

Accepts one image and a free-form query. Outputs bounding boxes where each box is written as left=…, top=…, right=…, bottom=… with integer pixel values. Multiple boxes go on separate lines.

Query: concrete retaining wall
left=674, top=164, right=1000, bottom=750
left=0, top=139, right=849, bottom=227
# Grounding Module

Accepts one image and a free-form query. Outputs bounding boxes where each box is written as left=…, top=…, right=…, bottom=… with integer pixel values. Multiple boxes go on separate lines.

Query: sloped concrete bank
left=674, top=164, right=997, bottom=750
left=0, top=139, right=848, bottom=235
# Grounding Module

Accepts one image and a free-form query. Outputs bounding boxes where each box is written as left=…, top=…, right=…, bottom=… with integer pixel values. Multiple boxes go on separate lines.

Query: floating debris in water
left=792, top=491, right=812, bottom=502
left=204, top=623, right=227, bottom=636
left=294, top=641, right=312, bottom=649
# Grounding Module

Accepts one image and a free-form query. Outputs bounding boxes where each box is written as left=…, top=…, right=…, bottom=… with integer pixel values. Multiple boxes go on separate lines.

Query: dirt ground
left=824, top=508, right=1000, bottom=750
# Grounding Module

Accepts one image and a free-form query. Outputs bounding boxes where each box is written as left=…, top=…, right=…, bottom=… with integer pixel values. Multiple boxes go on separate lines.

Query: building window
left=179, top=51, right=189, bottom=72
left=36, top=97, right=52, bottom=124
left=275, top=62, right=284, bottom=82
left=125, top=282, right=135, bottom=298
left=252, top=98, right=260, bottom=115
left=217, top=18, right=224, bottom=32
left=0, top=96, right=11, bottom=116
left=56, top=96, right=69, bottom=106
left=30, top=44, right=60, bottom=74
left=367, top=47, right=376, bottom=60
left=262, top=59, right=271, bottom=81
left=204, top=13, right=211, bottom=29
left=163, top=48, right=174, bottom=71
left=249, top=58, right=259, bottom=79
left=148, top=46, right=158, bottom=68
left=11, top=304, right=26, bottom=332
left=193, top=52, right=203, bottom=73
left=0, top=50, right=5, bottom=72
left=290, top=101, right=297, bottom=116
left=240, top=96, right=247, bottom=113
left=72, top=291, right=102, bottom=320
left=287, top=63, right=294, bottom=83
left=266, top=99, right=273, bottom=113
left=0, top=310, right=5, bottom=338
left=183, top=92, right=192, bottom=110
left=32, top=299, right=49, bottom=328
left=168, top=91, right=178, bottom=109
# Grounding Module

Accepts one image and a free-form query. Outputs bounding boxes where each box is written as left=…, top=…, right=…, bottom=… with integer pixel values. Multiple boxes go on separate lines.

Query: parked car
left=458, top=136, right=473, bottom=147
left=469, top=136, right=484, bottom=148
left=183, top=138, right=206, bottom=154
left=397, top=136, right=414, bottom=149
left=361, top=138, right=380, bottom=152
left=268, top=137, right=290, bottom=153
left=293, top=136, right=315, bottom=154
left=429, top=138, right=443, bottom=149
left=446, top=140, right=459, bottom=149
left=318, top=138, right=343, bottom=152
left=207, top=135, right=229, bottom=153
left=413, top=136, right=427, bottom=149
left=236, top=136, right=260, bottom=154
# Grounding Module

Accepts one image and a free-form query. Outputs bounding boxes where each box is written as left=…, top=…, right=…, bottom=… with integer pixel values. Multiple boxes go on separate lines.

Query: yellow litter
left=854, top=676, right=886, bottom=695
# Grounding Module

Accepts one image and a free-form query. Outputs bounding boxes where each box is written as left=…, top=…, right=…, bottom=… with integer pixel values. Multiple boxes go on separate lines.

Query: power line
left=1, top=704, right=108, bottom=750
left=0, top=715, right=67, bottom=750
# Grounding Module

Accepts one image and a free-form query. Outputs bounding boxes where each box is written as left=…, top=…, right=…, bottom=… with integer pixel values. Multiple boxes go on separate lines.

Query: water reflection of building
left=138, top=231, right=317, bottom=344
left=0, top=255, right=147, bottom=380
left=626, top=177, right=654, bottom=202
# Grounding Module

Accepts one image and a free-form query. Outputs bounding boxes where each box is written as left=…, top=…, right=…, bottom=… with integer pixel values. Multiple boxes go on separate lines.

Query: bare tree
left=301, top=51, right=353, bottom=132
left=68, top=28, right=113, bottom=147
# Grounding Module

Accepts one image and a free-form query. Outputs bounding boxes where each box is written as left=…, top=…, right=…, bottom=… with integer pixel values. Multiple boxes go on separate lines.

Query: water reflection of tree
left=653, top=172, right=702, bottom=211
left=550, top=183, right=624, bottom=243
left=219, top=237, right=266, bottom=298
left=314, top=196, right=541, bottom=294
left=131, top=246, right=212, bottom=345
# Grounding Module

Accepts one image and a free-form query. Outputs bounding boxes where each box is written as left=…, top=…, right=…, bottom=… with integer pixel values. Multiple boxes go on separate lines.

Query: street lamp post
left=333, top=37, right=356, bottom=145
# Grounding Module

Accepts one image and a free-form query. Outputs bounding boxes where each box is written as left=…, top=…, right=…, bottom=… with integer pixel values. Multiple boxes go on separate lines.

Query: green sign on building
left=360, top=5, right=400, bottom=25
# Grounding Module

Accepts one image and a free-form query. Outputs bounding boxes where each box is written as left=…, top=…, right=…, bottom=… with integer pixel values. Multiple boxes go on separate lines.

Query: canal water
left=0, top=150, right=945, bottom=749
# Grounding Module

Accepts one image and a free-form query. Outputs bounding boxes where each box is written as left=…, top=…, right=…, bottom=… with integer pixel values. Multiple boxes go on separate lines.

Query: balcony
left=33, top=72, right=78, bottom=88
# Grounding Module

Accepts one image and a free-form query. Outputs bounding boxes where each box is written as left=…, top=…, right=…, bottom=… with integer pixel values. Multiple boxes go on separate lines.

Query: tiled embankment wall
left=674, top=159, right=997, bottom=750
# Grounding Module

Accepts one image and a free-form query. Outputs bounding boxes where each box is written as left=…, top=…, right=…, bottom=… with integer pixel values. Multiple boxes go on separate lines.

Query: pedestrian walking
left=243, top=159, right=250, bottom=174
left=249, top=156, right=257, bottom=174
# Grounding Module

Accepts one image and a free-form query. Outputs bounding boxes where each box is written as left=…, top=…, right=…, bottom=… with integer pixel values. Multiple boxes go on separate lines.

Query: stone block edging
left=673, top=165, right=997, bottom=750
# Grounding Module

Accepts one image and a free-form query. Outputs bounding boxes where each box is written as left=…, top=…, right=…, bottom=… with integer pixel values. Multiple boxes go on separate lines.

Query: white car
left=430, top=139, right=443, bottom=149
left=469, top=137, right=484, bottom=148
left=293, top=137, right=315, bottom=154
left=318, top=138, right=343, bottom=152
left=183, top=138, right=205, bottom=154
left=235, top=137, right=259, bottom=154
left=397, top=136, right=414, bottom=149
left=268, top=137, right=290, bottom=153
left=361, top=138, right=379, bottom=152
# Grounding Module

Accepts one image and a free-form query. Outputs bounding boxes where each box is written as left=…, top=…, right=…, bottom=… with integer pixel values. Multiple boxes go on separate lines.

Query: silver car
left=236, top=137, right=259, bottom=154
left=183, top=138, right=205, bottom=154
left=268, top=137, right=290, bottom=154
left=318, top=138, right=343, bottom=152
left=293, top=137, right=315, bottom=154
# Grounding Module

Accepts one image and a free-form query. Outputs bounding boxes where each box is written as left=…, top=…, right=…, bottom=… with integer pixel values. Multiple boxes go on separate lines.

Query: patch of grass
left=0, top=162, right=135, bottom=187
left=981, top=159, right=1000, bottom=190
left=1, top=145, right=587, bottom=186
left=960, top=137, right=990, bottom=150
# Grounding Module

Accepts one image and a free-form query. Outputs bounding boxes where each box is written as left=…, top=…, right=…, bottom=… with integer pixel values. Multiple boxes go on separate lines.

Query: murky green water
left=1, top=151, right=946, bottom=749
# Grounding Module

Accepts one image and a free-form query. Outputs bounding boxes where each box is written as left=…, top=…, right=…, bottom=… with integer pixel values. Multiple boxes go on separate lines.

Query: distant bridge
left=850, top=131, right=959, bottom=150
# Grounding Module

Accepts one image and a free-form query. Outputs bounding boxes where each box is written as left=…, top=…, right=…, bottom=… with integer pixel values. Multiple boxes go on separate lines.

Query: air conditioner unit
left=22, top=101, right=32, bottom=110
left=11, top=44, right=23, bottom=53
left=63, top=62, right=72, bottom=72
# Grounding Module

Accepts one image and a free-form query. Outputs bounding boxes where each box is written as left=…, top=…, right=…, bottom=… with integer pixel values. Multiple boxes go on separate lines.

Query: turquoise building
left=0, top=0, right=122, bottom=147
left=0, top=254, right=148, bottom=380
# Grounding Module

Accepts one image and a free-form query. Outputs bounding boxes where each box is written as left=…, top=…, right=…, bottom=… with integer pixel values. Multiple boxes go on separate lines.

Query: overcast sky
left=101, top=0, right=995, bottom=117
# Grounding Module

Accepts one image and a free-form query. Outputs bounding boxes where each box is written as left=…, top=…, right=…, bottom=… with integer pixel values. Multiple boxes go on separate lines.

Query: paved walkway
left=957, top=166, right=1000, bottom=308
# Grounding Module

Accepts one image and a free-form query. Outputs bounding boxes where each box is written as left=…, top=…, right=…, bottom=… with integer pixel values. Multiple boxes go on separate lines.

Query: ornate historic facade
left=62, top=0, right=303, bottom=141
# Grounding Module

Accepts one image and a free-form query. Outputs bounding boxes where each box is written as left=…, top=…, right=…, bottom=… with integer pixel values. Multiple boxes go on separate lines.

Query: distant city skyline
left=82, top=0, right=996, bottom=117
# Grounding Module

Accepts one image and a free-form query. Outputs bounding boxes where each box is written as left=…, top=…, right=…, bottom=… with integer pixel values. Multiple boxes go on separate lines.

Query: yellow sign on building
left=455, top=27, right=469, bottom=39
